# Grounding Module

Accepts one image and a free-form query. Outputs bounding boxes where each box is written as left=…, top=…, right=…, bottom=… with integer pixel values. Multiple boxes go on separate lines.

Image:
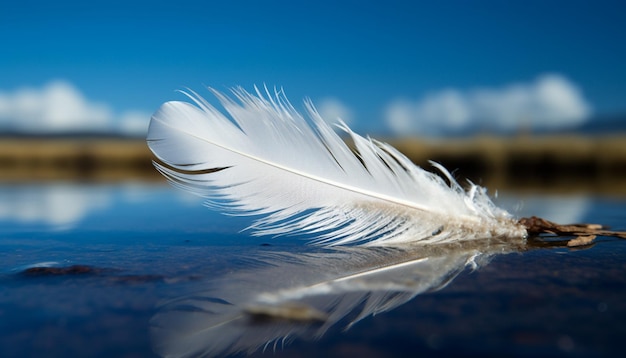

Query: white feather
left=147, top=86, right=526, bottom=246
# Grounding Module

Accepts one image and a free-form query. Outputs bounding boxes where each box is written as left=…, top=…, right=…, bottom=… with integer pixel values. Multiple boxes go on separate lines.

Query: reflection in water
left=0, top=184, right=110, bottom=227
left=0, top=181, right=590, bottom=232
left=0, top=183, right=203, bottom=228
left=151, top=238, right=526, bottom=357
left=497, top=194, right=589, bottom=224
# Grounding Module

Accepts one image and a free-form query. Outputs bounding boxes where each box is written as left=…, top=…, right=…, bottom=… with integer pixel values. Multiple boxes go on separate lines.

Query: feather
left=147, top=86, right=527, bottom=246
left=150, top=239, right=524, bottom=357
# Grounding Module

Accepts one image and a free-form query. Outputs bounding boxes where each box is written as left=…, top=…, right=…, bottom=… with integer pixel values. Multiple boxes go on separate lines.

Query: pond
left=1, top=182, right=625, bottom=357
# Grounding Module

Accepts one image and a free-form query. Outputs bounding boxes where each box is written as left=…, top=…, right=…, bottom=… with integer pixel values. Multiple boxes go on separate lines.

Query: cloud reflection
left=0, top=184, right=110, bottom=227
left=497, top=194, right=590, bottom=225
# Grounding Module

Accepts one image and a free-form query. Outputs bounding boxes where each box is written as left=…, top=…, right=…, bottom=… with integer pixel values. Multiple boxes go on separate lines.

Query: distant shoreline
left=390, top=134, right=626, bottom=194
left=1, top=135, right=625, bottom=194
left=0, top=137, right=156, bottom=182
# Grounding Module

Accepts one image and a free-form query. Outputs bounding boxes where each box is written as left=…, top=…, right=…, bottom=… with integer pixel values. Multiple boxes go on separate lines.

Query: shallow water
left=1, top=182, right=625, bottom=357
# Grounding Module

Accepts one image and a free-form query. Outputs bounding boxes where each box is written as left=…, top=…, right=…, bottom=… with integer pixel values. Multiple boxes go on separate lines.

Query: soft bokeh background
left=1, top=0, right=626, bottom=210
left=2, top=3, right=626, bottom=357
left=1, top=0, right=625, bottom=137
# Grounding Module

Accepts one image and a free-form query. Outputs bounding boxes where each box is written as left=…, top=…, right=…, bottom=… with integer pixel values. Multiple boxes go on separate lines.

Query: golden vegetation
left=391, top=135, right=626, bottom=194
left=1, top=135, right=625, bottom=194
left=0, top=138, right=157, bottom=182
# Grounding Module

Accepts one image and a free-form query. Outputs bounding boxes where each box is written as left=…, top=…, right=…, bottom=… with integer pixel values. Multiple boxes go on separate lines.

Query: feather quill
left=147, top=87, right=526, bottom=246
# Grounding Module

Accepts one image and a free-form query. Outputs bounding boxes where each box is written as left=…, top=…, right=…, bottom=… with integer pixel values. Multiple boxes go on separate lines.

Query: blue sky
left=1, top=0, right=625, bottom=136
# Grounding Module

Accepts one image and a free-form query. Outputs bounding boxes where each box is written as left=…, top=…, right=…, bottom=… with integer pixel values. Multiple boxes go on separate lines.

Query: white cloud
left=385, top=74, right=592, bottom=136
left=0, top=80, right=150, bottom=136
left=317, top=97, right=354, bottom=125
left=117, top=110, right=152, bottom=136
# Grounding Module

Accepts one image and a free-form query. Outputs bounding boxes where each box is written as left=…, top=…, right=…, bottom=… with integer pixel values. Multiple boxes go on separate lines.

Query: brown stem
left=519, top=216, right=626, bottom=239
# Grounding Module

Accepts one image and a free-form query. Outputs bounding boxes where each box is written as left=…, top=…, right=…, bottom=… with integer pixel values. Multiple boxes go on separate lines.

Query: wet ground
left=1, top=183, right=625, bottom=357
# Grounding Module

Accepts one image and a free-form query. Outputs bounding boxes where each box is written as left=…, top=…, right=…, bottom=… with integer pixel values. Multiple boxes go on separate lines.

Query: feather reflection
left=151, top=238, right=525, bottom=357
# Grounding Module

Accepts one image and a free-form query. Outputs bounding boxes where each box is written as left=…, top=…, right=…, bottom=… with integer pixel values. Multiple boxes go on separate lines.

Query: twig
left=519, top=216, right=626, bottom=247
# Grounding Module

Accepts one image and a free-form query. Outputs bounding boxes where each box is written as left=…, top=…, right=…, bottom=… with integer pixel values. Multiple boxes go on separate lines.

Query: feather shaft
left=147, top=86, right=527, bottom=246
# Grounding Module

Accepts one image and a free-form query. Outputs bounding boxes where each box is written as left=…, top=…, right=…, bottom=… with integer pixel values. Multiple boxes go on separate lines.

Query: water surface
left=1, top=182, right=625, bottom=357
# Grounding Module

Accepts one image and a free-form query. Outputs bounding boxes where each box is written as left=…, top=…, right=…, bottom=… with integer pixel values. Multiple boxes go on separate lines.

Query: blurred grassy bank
left=0, top=138, right=155, bottom=182
left=1, top=136, right=625, bottom=194
left=391, top=135, right=626, bottom=194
